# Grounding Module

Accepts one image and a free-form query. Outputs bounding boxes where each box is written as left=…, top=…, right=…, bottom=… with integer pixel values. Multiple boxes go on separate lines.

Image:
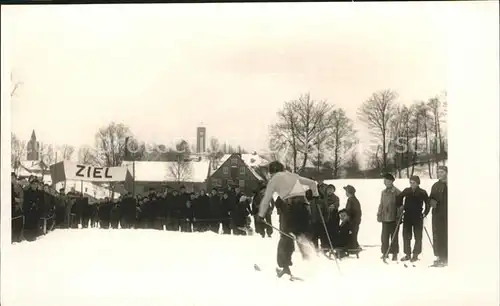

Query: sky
left=4, top=2, right=463, bottom=165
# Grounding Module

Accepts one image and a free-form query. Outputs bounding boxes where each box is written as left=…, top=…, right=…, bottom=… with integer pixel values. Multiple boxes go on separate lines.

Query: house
left=121, top=160, right=211, bottom=194
left=206, top=153, right=266, bottom=195
left=14, top=160, right=50, bottom=180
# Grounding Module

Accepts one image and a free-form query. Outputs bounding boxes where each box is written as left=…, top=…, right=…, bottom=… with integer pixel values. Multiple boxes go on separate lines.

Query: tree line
left=268, top=90, right=447, bottom=179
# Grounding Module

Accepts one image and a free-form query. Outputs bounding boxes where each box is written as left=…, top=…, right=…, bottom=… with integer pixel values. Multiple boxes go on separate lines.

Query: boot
left=400, top=254, right=411, bottom=261
left=276, top=266, right=291, bottom=278
left=391, top=254, right=398, bottom=261
left=410, top=254, right=419, bottom=262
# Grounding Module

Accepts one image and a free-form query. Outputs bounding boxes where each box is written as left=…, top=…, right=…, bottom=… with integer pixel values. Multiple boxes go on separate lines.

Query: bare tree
left=168, top=154, right=193, bottom=183
left=207, top=137, right=224, bottom=169
left=270, top=93, right=335, bottom=172
left=388, top=105, right=411, bottom=178
left=57, top=144, right=75, bottom=161
left=94, top=122, right=131, bottom=167
left=414, top=102, right=433, bottom=178
left=428, top=96, right=446, bottom=171
left=11, top=133, right=26, bottom=172
left=357, top=89, right=398, bottom=172
left=269, top=101, right=299, bottom=171
left=40, top=143, right=56, bottom=171
left=326, top=108, right=357, bottom=178
left=293, top=93, right=335, bottom=170
left=78, top=145, right=97, bottom=164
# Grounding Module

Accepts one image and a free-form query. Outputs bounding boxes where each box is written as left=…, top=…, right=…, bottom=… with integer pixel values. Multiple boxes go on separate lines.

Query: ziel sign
left=75, top=165, right=114, bottom=179
left=50, top=161, right=131, bottom=184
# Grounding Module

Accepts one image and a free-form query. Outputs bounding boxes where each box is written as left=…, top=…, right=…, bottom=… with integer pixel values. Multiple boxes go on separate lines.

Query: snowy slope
left=2, top=178, right=497, bottom=306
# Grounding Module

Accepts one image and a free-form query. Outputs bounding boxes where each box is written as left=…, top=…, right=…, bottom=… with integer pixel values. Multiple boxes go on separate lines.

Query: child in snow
left=334, top=209, right=353, bottom=258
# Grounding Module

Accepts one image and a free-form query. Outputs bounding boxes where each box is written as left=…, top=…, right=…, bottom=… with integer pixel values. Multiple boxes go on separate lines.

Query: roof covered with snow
left=213, top=154, right=268, bottom=181
left=122, top=160, right=210, bottom=183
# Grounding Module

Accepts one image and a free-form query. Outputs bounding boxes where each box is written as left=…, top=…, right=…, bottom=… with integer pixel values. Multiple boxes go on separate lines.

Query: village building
left=206, top=153, right=268, bottom=195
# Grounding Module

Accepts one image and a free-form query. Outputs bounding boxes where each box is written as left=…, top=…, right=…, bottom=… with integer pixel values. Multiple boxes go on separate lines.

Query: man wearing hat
left=397, top=175, right=430, bottom=262
left=429, top=166, right=448, bottom=267
left=377, top=173, right=402, bottom=261
left=343, top=185, right=362, bottom=249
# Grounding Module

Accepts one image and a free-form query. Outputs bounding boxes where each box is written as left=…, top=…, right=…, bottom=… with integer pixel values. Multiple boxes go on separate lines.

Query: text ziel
left=75, top=165, right=113, bottom=179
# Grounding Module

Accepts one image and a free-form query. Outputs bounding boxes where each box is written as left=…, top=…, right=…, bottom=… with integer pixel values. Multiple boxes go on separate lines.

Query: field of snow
left=2, top=179, right=498, bottom=306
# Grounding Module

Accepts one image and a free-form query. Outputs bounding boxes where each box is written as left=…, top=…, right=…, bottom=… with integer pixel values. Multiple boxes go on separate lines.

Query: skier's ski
left=253, top=264, right=304, bottom=281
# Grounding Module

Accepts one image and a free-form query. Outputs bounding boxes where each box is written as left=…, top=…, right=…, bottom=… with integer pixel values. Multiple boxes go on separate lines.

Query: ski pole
left=316, top=202, right=342, bottom=275
left=423, top=225, right=433, bottom=248
left=382, top=211, right=404, bottom=264
left=262, top=219, right=296, bottom=241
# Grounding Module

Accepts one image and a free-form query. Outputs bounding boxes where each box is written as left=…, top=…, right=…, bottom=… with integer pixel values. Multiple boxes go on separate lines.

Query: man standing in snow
left=255, top=161, right=319, bottom=278
left=429, top=166, right=448, bottom=267
left=377, top=173, right=402, bottom=261
left=398, top=176, right=430, bottom=262
left=344, top=185, right=362, bottom=249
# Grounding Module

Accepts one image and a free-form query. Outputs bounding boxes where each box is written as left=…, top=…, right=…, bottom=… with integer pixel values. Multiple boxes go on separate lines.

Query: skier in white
left=255, top=161, right=319, bottom=278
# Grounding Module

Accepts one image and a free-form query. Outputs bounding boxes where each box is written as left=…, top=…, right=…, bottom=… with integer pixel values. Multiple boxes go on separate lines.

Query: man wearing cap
left=256, top=161, right=319, bottom=278
left=344, top=185, right=362, bottom=249
left=429, top=166, right=448, bottom=267
left=397, top=175, right=430, bottom=262
left=377, top=173, right=402, bottom=261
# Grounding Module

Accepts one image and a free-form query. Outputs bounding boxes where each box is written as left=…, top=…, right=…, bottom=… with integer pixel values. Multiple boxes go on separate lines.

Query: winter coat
left=429, top=180, right=447, bottom=216
left=345, top=196, right=362, bottom=225
left=377, top=186, right=402, bottom=223
left=231, top=200, right=251, bottom=227
left=209, top=195, right=223, bottom=220
left=398, top=187, right=430, bottom=220
left=335, top=219, right=353, bottom=249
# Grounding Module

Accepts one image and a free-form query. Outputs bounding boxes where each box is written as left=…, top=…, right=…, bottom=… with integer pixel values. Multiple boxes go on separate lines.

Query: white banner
left=57, top=161, right=130, bottom=183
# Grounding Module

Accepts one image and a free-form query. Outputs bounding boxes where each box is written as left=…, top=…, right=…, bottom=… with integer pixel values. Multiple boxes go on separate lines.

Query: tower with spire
left=26, top=130, right=40, bottom=161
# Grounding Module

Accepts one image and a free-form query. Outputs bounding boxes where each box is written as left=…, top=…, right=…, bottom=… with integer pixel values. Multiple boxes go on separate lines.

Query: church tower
left=26, top=130, right=40, bottom=161
left=196, top=126, right=206, bottom=153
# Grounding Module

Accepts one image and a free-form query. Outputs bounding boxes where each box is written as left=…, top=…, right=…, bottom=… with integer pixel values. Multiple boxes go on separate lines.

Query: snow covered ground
left=2, top=178, right=498, bottom=306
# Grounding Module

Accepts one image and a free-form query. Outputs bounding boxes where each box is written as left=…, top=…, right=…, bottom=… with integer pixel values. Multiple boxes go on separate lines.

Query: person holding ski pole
left=377, top=173, right=402, bottom=261
left=397, top=176, right=430, bottom=262
left=255, top=161, right=319, bottom=278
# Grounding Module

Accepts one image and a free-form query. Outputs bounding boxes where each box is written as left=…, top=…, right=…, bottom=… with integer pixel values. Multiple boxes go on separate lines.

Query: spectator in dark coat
left=232, top=196, right=252, bottom=235
left=208, top=189, right=222, bottom=233
left=120, top=192, right=137, bottom=229
left=23, top=180, right=42, bottom=241
left=397, top=176, right=430, bottom=262
left=11, top=173, right=25, bottom=242
left=334, top=209, right=354, bottom=258
left=324, top=184, right=340, bottom=247
left=110, top=200, right=121, bottom=229
left=344, top=185, right=362, bottom=249
left=98, top=197, right=112, bottom=229
left=197, top=190, right=211, bottom=232
left=430, top=166, right=448, bottom=267
left=180, top=193, right=194, bottom=232
left=252, top=184, right=274, bottom=238
left=221, top=192, right=232, bottom=234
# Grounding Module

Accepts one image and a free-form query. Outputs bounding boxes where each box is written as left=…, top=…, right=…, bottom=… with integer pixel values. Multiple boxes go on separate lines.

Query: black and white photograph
left=1, top=2, right=499, bottom=306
